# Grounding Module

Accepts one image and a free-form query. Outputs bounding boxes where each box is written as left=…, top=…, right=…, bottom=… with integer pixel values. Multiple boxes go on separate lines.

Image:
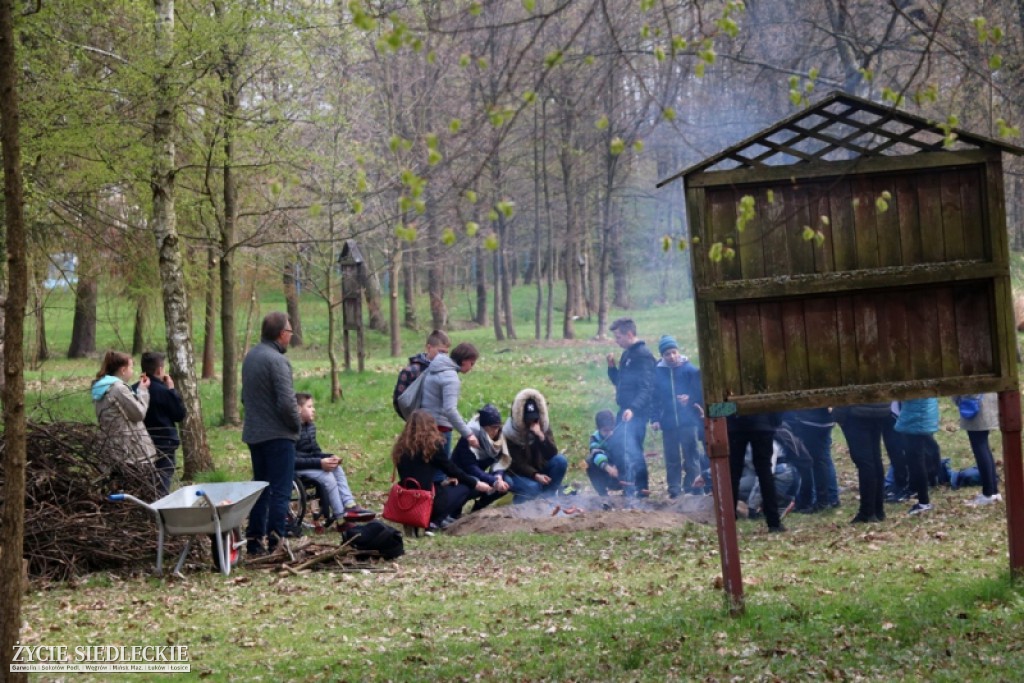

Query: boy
left=133, top=351, right=186, bottom=495
left=585, top=410, right=626, bottom=496
left=393, top=329, right=450, bottom=419
left=606, top=317, right=656, bottom=497
left=293, top=392, right=373, bottom=525
left=650, top=335, right=705, bottom=497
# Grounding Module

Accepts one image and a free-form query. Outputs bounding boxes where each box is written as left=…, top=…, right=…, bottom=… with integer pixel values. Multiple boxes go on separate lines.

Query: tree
left=151, top=0, right=212, bottom=477
left=0, top=0, right=29, bottom=676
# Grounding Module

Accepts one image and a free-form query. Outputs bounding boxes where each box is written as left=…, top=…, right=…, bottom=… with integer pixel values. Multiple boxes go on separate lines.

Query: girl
left=391, top=409, right=492, bottom=535
left=91, top=350, right=160, bottom=492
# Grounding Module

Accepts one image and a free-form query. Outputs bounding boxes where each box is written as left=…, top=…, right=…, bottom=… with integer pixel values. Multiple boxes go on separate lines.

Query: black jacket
left=608, top=340, right=656, bottom=417
left=133, top=375, right=186, bottom=454
left=397, top=445, right=478, bottom=491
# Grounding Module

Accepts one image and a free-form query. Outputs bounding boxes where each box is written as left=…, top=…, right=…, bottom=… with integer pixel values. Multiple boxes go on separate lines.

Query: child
left=585, top=410, right=626, bottom=496
left=392, top=329, right=450, bottom=419
left=293, top=393, right=373, bottom=526
left=392, top=409, right=493, bottom=536
left=133, top=351, right=186, bottom=495
left=651, top=335, right=704, bottom=497
left=452, top=404, right=512, bottom=514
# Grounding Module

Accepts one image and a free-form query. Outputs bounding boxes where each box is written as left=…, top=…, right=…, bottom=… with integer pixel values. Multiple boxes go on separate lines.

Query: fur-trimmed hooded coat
left=502, top=388, right=559, bottom=479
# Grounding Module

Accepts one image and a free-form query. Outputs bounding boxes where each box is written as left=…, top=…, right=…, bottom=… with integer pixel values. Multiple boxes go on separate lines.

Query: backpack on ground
left=343, top=521, right=405, bottom=560
left=395, top=369, right=428, bottom=420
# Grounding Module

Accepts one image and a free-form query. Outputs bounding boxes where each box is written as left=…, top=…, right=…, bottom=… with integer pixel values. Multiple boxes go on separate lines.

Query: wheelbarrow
left=110, top=481, right=268, bottom=577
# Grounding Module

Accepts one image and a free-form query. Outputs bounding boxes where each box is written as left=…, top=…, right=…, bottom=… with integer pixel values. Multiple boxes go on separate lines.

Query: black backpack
left=343, top=521, right=405, bottom=560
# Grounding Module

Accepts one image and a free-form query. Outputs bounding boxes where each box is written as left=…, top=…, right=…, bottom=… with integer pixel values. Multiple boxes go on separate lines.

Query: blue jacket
left=894, top=398, right=939, bottom=435
left=653, top=359, right=703, bottom=428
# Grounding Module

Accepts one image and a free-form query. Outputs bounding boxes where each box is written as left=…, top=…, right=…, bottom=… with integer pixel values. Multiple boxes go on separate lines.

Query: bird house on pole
left=339, top=239, right=365, bottom=372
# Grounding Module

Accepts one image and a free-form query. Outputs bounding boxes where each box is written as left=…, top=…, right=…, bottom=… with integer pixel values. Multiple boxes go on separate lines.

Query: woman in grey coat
left=954, top=393, right=1001, bottom=506
left=420, top=342, right=480, bottom=454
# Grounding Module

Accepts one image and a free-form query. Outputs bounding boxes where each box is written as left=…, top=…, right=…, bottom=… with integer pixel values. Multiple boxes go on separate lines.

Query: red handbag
left=382, top=477, right=434, bottom=529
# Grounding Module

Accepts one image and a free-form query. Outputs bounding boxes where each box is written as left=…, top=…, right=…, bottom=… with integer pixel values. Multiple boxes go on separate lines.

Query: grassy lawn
left=16, top=287, right=1024, bottom=681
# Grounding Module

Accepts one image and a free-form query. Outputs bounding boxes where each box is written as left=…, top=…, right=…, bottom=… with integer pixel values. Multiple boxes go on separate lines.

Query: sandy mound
left=443, top=493, right=716, bottom=535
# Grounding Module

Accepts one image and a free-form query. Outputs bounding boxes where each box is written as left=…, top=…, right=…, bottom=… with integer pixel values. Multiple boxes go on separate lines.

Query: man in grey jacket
left=243, top=312, right=301, bottom=555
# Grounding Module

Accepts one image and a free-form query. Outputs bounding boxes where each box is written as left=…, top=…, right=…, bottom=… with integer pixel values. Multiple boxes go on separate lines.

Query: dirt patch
left=444, top=493, right=716, bottom=535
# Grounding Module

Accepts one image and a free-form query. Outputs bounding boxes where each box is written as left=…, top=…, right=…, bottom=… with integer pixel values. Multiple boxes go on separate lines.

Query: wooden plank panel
left=872, top=292, right=897, bottom=382
left=708, top=189, right=743, bottom=282
left=873, top=176, right=902, bottom=267
left=934, top=286, right=961, bottom=377
left=894, top=174, right=923, bottom=266
left=828, top=180, right=857, bottom=271
left=804, top=297, right=840, bottom=388
left=706, top=302, right=739, bottom=405
left=734, top=302, right=767, bottom=395
left=852, top=175, right=880, bottom=268
left=779, top=299, right=809, bottom=390
left=759, top=301, right=789, bottom=392
left=986, top=157, right=1010, bottom=267
left=836, top=296, right=860, bottom=385
left=812, top=186, right=835, bottom=273
left=853, top=293, right=882, bottom=384
left=883, top=290, right=912, bottom=382
left=685, top=187, right=710, bottom=286
left=954, top=283, right=994, bottom=376
left=939, top=169, right=966, bottom=260
left=786, top=186, right=817, bottom=276
left=737, top=187, right=767, bottom=280
left=762, top=186, right=792, bottom=278
left=915, top=173, right=946, bottom=263
left=906, top=288, right=943, bottom=379
left=959, top=168, right=986, bottom=260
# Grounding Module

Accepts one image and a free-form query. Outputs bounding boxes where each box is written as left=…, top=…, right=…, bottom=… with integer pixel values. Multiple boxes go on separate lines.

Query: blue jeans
left=508, top=454, right=569, bottom=503
left=841, top=415, right=887, bottom=519
left=619, top=414, right=649, bottom=496
left=661, top=425, right=701, bottom=495
left=245, top=438, right=296, bottom=551
left=791, top=422, right=838, bottom=508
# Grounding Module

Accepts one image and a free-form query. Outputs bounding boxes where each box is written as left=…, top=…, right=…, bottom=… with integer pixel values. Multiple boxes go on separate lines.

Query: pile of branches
left=245, top=535, right=396, bottom=576
left=1, top=421, right=175, bottom=582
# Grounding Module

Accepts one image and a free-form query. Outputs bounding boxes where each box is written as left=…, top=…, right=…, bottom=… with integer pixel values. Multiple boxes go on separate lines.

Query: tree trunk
left=131, top=296, right=146, bottom=355
left=282, top=262, right=302, bottom=347
left=474, top=242, right=487, bottom=326
left=152, top=0, right=213, bottom=478
left=426, top=195, right=447, bottom=330
left=388, top=245, right=401, bottom=357
left=491, top=248, right=504, bottom=341
left=401, top=238, right=417, bottom=329
left=359, top=250, right=387, bottom=333
left=0, top=0, right=29, bottom=673
left=201, top=246, right=217, bottom=379
left=31, top=268, right=48, bottom=365
left=67, top=274, right=97, bottom=358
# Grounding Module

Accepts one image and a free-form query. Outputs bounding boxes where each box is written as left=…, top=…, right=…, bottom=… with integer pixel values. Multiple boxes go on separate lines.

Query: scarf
left=467, top=416, right=511, bottom=473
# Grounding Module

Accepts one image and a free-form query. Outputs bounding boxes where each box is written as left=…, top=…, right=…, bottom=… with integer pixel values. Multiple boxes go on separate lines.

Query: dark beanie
left=523, top=399, right=541, bottom=423
left=478, top=404, right=502, bottom=427
left=595, top=409, right=615, bottom=430
left=658, top=334, right=679, bottom=355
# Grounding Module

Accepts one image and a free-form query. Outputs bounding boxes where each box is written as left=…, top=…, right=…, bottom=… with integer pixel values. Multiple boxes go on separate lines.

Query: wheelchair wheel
left=285, top=477, right=306, bottom=537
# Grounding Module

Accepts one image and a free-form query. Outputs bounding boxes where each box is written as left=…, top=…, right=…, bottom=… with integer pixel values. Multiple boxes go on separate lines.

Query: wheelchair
left=284, top=473, right=374, bottom=537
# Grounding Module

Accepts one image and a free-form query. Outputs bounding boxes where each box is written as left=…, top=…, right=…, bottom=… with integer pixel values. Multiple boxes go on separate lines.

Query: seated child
left=586, top=410, right=627, bottom=496
left=293, top=393, right=373, bottom=527
left=452, top=404, right=512, bottom=515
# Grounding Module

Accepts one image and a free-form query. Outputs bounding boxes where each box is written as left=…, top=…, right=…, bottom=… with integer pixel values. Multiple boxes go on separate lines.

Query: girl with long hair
left=391, top=410, right=492, bottom=535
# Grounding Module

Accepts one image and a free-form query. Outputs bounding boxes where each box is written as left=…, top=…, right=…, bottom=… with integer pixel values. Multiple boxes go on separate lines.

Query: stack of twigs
left=245, top=535, right=396, bottom=576
left=1, top=421, right=172, bottom=582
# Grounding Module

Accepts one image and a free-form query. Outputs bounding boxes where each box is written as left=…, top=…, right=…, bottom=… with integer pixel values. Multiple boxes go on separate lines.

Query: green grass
left=15, top=281, right=1024, bottom=681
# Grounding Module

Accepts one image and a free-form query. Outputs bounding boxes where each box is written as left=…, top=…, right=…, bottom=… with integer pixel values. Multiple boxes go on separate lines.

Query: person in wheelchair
left=294, top=393, right=374, bottom=527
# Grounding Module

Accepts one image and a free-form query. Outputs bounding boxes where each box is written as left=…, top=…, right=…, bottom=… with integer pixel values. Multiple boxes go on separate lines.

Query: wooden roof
left=657, top=91, right=1024, bottom=187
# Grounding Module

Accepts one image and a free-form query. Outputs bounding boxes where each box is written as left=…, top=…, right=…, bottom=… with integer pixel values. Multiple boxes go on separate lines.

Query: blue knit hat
left=658, top=335, right=679, bottom=355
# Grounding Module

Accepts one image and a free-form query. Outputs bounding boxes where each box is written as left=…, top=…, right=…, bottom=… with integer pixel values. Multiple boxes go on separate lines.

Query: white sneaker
left=966, top=493, right=1001, bottom=507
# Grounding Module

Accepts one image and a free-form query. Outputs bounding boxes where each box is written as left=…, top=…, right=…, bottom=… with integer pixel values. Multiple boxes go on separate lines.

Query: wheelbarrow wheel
left=284, top=477, right=306, bottom=538
left=211, top=529, right=242, bottom=573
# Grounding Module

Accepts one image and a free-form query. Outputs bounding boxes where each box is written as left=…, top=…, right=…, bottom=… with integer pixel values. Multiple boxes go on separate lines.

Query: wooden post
left=999, top=389, right=1024, bottom=579
left=705, top=416, right=744, bottom=614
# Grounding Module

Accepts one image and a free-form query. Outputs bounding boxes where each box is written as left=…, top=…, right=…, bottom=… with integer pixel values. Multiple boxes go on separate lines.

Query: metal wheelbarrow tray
left=111, top=481, right=268, bottom=577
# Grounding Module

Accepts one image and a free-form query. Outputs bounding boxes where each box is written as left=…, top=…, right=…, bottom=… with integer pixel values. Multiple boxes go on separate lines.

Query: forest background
left=5, top=1, right=1024, bottom=680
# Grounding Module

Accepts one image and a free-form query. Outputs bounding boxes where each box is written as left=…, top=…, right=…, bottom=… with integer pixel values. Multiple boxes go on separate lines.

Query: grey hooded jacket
left=420, top=353, right=471, bottom=438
